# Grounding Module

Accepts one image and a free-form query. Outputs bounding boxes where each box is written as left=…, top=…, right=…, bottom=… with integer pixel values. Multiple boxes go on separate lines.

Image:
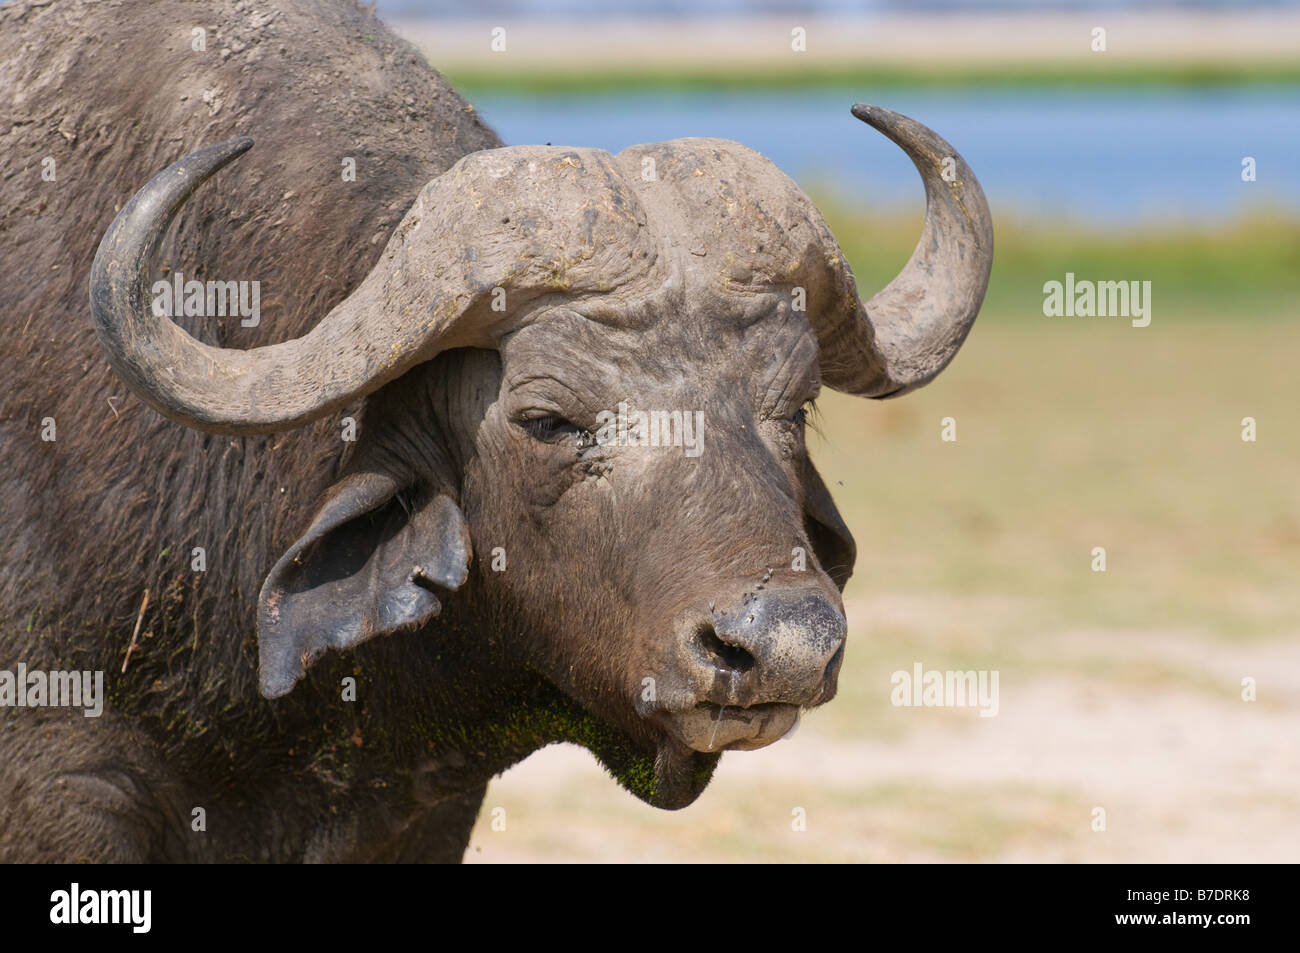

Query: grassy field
left=819, top=207, right=1300, bottom=326
left=465, top=217, right=1300, bottom=862
left=445, top=61, right=1300, bottom=95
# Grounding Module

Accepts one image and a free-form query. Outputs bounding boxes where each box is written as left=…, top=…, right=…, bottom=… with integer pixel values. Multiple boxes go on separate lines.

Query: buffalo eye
left=519, top=413, right=585, bottom=444
left=780, top=399, right=816, bottom=428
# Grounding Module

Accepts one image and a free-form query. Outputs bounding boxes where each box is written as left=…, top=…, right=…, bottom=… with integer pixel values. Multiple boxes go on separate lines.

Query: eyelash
left=786, top=399, right=816, bottom=427
left=520, top=414, right=586, bottom=443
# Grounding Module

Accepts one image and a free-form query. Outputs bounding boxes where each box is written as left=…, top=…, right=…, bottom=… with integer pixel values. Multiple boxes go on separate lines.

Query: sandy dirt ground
left=465, top=591, right=1300, bottom=863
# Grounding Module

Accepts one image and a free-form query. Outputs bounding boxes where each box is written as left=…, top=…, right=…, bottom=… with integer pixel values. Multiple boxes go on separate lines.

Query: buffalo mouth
left=662, top=701, right=801, bottom=753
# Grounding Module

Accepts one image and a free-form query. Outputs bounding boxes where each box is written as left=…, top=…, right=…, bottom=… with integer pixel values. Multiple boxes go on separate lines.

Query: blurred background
left=381, top=0, right=1299, bottom=861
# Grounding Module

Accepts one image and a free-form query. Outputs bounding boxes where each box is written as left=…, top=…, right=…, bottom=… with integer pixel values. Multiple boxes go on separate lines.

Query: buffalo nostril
left=825, top=641, right=846, bottom=679
left=695, top=622, right=755, bottom=676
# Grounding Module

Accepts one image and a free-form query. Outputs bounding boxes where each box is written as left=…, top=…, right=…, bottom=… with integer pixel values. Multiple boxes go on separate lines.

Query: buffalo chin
left=538, top=687, right=720, bottom=809
left=649, top=739, right=721, bottom=810
left=580, top=703, right=798, bottom=809
left=582, top=727, right=719, bottom=810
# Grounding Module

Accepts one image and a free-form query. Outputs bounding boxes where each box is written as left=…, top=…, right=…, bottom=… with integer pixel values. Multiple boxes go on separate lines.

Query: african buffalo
left=0, top=0, right=991, bottom=862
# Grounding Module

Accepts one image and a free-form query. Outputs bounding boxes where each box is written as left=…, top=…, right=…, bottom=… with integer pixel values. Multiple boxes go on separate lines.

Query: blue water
left=470, top=86, right=1300, bottom=225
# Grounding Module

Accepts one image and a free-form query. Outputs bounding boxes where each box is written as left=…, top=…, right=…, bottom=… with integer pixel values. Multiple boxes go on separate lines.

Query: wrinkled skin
left=297, top=287, right=856, bottom=813
left=461, top=295, right=852, bottom=806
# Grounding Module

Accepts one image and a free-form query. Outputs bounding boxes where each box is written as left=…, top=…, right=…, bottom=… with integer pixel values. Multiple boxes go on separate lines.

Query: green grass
left=818, top=206, right=1300, bottom=324
left=446, top=61, right=1300, bottom=96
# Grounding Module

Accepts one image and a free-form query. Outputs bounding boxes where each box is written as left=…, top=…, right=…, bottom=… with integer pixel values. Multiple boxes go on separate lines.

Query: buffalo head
left=89, top=105, right=991, bottom=808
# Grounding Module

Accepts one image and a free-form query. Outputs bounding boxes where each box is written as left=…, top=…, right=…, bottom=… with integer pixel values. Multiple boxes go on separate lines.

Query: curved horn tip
left=850, top=103, right=909, bottom=134
left=223, top=136, right=255, bottom=156
left=194, top=136, right=255, bottom=167
left=850, top=103, right=947, bottom=158
left=850, top=103, right=883, bottom=124
left=167, top=138, right=255, bottom=183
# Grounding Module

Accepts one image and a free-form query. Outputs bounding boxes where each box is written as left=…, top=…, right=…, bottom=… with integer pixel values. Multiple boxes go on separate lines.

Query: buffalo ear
left=256, top=471, right=471, bottom=699
left=802, top=458, right=856, bottom=591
